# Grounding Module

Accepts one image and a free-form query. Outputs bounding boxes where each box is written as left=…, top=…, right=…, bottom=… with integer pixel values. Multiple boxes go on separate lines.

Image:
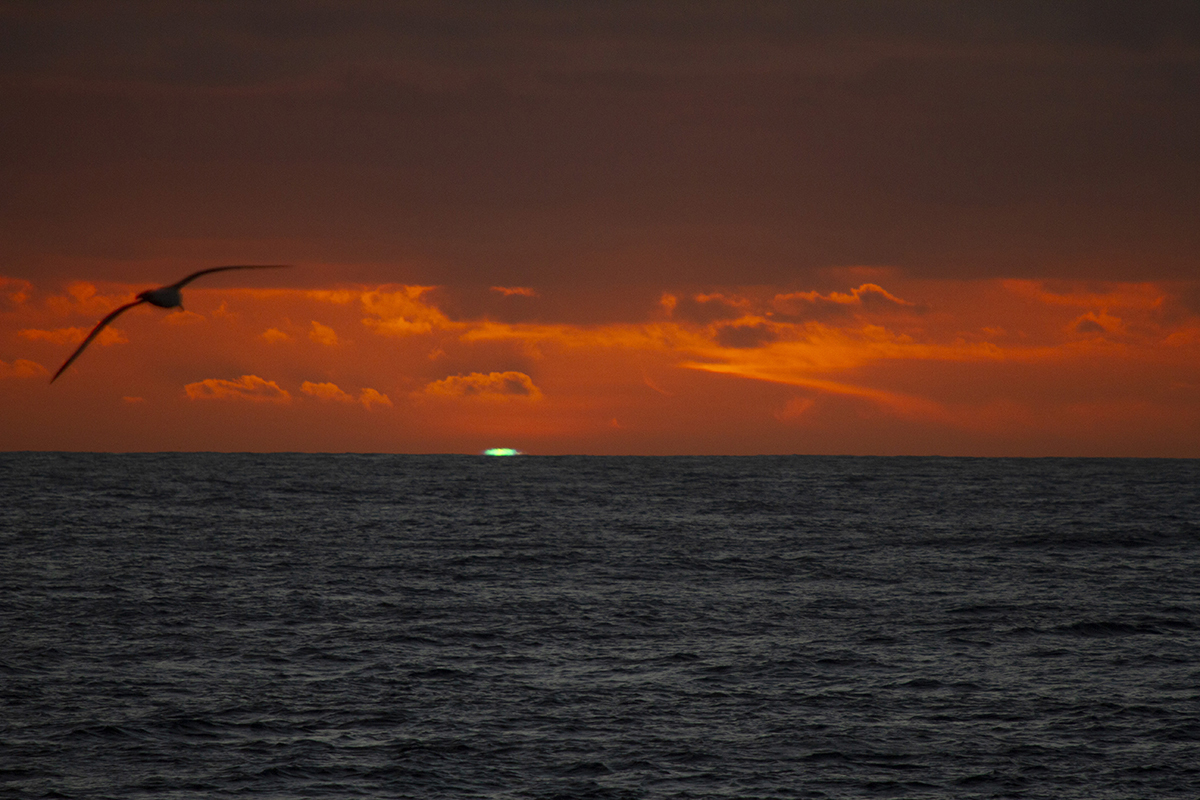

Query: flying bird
left=51, top=264, right=290, bottom=383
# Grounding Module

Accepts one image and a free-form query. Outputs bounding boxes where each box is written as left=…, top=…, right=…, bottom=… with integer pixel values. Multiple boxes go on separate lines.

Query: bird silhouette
left=51, top=264, right=290, bottom=383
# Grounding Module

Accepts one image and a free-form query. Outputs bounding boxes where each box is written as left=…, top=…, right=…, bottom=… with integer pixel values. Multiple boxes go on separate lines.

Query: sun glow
left=483, top=448, right=522, bottom=456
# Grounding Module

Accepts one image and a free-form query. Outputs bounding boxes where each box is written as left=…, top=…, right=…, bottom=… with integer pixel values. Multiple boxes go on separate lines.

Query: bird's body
left=139, top=284, right=186, bottom=310
left=51, top=264, right=289, bottom=383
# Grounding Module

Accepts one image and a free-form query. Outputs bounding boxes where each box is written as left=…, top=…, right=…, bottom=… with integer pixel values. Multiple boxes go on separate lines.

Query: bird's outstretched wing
left=51, top=299, right=147, bottom=383
left=170, top=264, right=291, bottom=290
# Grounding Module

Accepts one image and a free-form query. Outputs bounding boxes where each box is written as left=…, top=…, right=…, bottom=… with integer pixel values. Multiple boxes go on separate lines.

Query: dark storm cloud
left=1, top=1, right=1198, bottom=286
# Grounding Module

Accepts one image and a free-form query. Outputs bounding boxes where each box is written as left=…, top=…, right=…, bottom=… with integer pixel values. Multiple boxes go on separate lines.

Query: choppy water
left=2, top=454, right=1199, bottom=798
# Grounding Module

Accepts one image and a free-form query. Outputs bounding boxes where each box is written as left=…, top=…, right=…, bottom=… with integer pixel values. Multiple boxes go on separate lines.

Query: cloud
left=46, top=283, right=130, bottom=317
left=714, top=321, right=778, bottom=349
left=307, top=290, right=357, bottom=305
left=301, top=380, right=354, bottom=403
left=667, top=292, right=753, bottom=324
left=261, top=327, right=291, bottom=343
left=422, top=370, right=542, bottom=400
left=1070, top=311, right=1124, bottom=337
left=0, top=359, right=46, bottom=379
left=358, top=387, right=393, bottom=409
left=309, top=320, right=338, bottom=345
left=184, top=375, right=291, bottom=403
left=1004, top=281, right=1165, bottom=311
left=1, top=277, right=31, bottom=307
left=491, top=286, right=538, bottom=297
left=772, top=284, right=919, bottom=321
left=361, top=286, right=456, bottom=336
left=19, top=326, right=127, bottom=346
left=302, top=380, right=392, bottom=409
left=775, top=397, right=816, bottom=421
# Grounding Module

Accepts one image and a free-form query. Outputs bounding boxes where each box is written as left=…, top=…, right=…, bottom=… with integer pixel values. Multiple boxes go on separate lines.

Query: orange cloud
left=309, top=321, right=338, bottom=345
left=668, top=292, right=753, bottom=323
left=3, top=274, right=1197, bottom=455
left=302, top=380, right=392, bottom=409
left=185, top=375, right=291, bottom=403
left=307, top=290, right=357, bottom=305
left=361, top=286, right=456, bottom=336
left=358, top=387, right=393, bottom=409
left=1, top=358, right=47, bottom=379
left=422, top=371, right=542, bottom=400
left=19, top=326, right=128, bottom=346
left=302, top=380, right=354, bottom=402
left=1004, top=280, right=1165, bottom=310
left=491, top=286, right=538, bottom=297
left=261, top=327, right=291, bottom=343
left=1070, top=311, right=1125, bottom=337
left=46, top=282, right=133, bottom=317
left=772, top=283, right=920, bottom=320
left=1, top=277, right=31, bottom=307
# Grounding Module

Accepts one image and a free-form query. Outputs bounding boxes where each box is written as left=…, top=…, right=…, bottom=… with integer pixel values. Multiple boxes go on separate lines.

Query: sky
left=2, top=1, right=1198, bottom=455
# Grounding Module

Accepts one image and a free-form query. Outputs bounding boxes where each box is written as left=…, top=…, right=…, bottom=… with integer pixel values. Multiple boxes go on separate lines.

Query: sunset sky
left=2, top=2, right=1198, bottom=455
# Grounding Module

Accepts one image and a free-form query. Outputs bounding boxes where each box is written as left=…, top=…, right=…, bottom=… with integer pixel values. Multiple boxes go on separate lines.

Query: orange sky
left=4, top=271, right=1197, bottom=454
left=2, top=3, right=1198, bottom=455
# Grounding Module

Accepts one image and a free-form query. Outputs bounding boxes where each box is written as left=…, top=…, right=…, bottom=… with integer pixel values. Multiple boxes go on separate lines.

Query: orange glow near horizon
left=2, top=270, right=1197, bottom=456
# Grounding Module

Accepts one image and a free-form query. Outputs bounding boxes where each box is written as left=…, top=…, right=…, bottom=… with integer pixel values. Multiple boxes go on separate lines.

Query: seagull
left=51, top=264, right=290, bottom=383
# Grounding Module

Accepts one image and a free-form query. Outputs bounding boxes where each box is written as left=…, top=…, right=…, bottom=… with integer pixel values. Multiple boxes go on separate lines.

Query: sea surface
left=2, top=453, right=1198, bottom=799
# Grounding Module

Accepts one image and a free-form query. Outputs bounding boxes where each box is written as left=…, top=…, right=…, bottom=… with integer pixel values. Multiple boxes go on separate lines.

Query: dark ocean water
left=2, top=454, right=1198, bottom=799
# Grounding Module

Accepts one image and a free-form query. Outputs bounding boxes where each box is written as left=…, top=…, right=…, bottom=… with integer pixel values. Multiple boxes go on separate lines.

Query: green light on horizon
left=483, top=447, right=522, bottom=456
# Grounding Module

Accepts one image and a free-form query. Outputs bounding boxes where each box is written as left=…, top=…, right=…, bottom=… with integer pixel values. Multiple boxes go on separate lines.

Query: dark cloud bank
left=2, top=1, right=1197, bottom=287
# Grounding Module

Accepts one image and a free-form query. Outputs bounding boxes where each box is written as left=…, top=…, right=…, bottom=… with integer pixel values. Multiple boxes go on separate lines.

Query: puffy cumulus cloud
left=309, top=321, right=338, bottom=345
left=261, top=327, right=291, bottom=343
left=361, top=286, right=456, bottom=336
left=184, top=375, right=291, bottom=403
left=772, top=284, right=920, bottom=321
left=491, top=286, right=538, bottom=297
left=302, top=381, right=392, bottom=409
left=1, top=358, right=46, bottom=379
left=358, top=387, right=393, bottom=409
left=422, top=371, right=542, bottom=400
left=302, top=380, right=354, bottom=403
left=19, top=326, right=127, bottom=346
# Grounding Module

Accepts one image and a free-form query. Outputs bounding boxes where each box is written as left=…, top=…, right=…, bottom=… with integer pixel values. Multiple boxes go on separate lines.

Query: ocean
left=2, top=453, right=1198, bottom=798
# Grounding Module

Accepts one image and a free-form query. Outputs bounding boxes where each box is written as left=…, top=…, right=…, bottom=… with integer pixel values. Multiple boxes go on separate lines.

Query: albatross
left=51, top=264, right=290, bottom=383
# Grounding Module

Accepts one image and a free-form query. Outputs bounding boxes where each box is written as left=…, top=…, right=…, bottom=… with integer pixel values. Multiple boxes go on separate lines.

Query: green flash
left=483, top=447, right=521, bottom=456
